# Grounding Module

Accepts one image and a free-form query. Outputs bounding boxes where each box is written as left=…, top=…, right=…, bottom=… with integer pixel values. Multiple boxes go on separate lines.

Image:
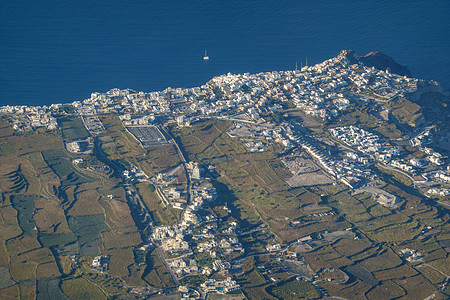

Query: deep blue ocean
left=1, top=0, right=449, bottom=106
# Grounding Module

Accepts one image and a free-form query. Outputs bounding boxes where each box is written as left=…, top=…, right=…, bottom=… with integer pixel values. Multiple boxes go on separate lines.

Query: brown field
left=332, top=238, right=372, bottom=257
left=417, top=265, right=446, bottom=285
left=58, top=255, right=74, bottom=275
left=365, top=280, right=405, bottom=300
left=0, top=120, right=13, bottom=137
left=135, top=182, right=178, bottom=225
left=373, top=264, right=418, bottom=281
left=105, top=248, right=135, bottom=278
left=101, top=116, right=146, bottom=159
left=0, top=284, right=19, bottom=300
left=98, top=189, right=142, bottom=250
left=424, top=248, right=448, bottom=262
left=363, top=213, right=410, bottom=232
left=67, top=184, right=105, bottom=216
left=6, top=236, right=41, bottom=255
left=142, top=249, right=175, bottom=288
left=244, top=286, right=276, bottom=300
left=0, top=206, right=21, bottom=240
left=25, top=151, right=58, bottom=182
left=427, top=257, right=450, bottom=276
left=235, top=257, right=272, bottom=300
left=335, top=280, right=372, bottom=300
left=367, top=203, right=392, bottom=218
left=13, top=160, right=43, bottom=195
left=369, top=221, right=422, bottom=243
left=34, top=197, right=72, bottom=234
left=36, top=261, right=61, bottom=278
left=19, top=247, right=54, bottom=264
left=83, top=272, right=125, bottom=297
left=19, top=284, right=36, bottom=300
left=413, top=207, right=446, bottom=227
left=0, top=240, right=9, bottom=266
left=61, top=276, right=107, bottom=300
left=0, top=130, right=63, bottom=157
left=394, top=274, right=436, bottom=300
left=0, top=156, right=28, bottom=193
left=101, top=227, right=142, bottom=250
left=170, top=120, right=232, bottom=161
left=61, top=185, right=77, bottom=211
left=325, top=257, right=353, bottom=270
left=101, top=228, right=141, bottom=250
left=104, top=198, right=135, bottom=227
left=359, top=248, right=403, bottom=272
left=349, top=246, right=382, bottom=262
left=97, top=184, right=138, bottom=230
left=303, top=248, right=342, bottom=273
left=124, top=264, right=147, bottom=287
left=9, top=257, right=37, bottom=281
left=396, top=235, right=442, bottom=256
left=315, top=281, right=345, bottom=299
left=139, top=145, right=181, bottom=177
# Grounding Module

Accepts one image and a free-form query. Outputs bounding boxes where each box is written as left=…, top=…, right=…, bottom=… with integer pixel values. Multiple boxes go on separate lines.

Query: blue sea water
left=1, top=0, right=449, bottom=106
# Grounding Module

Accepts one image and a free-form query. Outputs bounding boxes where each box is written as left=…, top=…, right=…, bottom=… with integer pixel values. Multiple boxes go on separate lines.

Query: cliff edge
left=359, top=51, right=412, bottom=77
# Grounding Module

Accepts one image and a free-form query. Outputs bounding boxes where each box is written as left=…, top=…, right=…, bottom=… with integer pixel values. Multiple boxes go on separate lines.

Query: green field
left=10, top=195, right=38, bottom=236
left=68, top=214, right=109, bottom=256
left=344, top=264, right=378, bottom=286
left=37, top=278, right=68, bottom=300
left=57, top=116, right=90, bottom=142
left=0, top=267, right=15, bottom=289
left=164, top=118, right=450, bottom=298
left=61, top=277, right=106, bottom=300
left=42, top=149, right=94, bottom=186
left=141, top=249, right=175, bottom=288
left=0, top=84, right=449, bottom=300
left=135, top=182, right=179, bottom=226
left=268, top=278, right=321, bottom=300
left=83, top=272, right=125, bottom=297
left=39, top=233, right=77, bottom=249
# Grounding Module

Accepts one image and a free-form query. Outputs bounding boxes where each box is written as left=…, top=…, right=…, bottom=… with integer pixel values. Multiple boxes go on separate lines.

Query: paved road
left=164, top=128, right=192, bottom=218
left=92, top=137, right=183, bottom=290
left=153, top=240, right=180, bottom=286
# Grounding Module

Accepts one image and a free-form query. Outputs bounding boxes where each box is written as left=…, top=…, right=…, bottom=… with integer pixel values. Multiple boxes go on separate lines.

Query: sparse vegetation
left=0, top=49, right=449, bottom=299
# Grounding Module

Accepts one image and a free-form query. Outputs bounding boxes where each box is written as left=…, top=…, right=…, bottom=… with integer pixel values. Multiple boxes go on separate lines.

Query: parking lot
left=126, top=125, right=171, bottom=147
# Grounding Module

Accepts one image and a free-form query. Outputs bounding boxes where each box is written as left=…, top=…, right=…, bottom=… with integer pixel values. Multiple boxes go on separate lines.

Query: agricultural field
left=0, top=105, right=449, bottom=299
left=1, top=43, right=449, bottom=300
left=60, top=277, right=106, bottom=299
left=141, top=249, right=175, bottom=288
left=57, top=115, right=90, bottom=142
left=100, top=116, right=146, bottom=163
left=169, top=119, right=450, bottom=299
left=135, top=182, right=179, bottom=226
left=268, top=278, right=320, bottom=300
left=37, top=278, right=67, bottom=300
left=0, top=119, right=145, bottom=298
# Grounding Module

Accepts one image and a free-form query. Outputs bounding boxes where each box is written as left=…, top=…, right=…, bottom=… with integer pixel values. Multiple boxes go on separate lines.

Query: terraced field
left=0, top=113, right=449, bottom=299
left=170, top=119, right=450, bottom=300
left=0, top=119, right=143, bottom=299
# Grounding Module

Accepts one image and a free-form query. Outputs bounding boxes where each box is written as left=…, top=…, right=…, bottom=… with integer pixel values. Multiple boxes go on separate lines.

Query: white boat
left=203, top=50, right=209, bottom=60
